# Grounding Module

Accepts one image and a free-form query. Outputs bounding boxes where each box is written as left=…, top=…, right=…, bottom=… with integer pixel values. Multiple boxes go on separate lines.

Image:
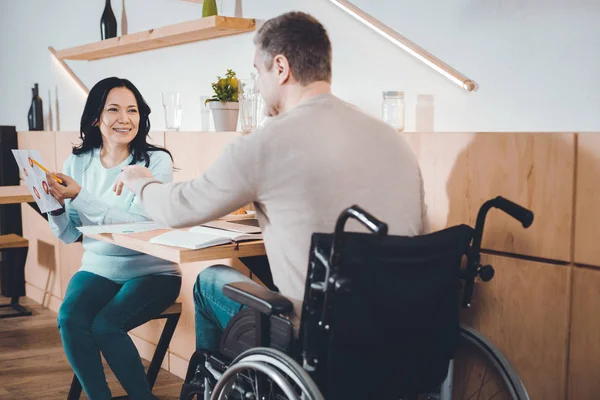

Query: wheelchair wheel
left=210, top=347, right=324, bottom=400
left=449, top=326, right=530, bottom=400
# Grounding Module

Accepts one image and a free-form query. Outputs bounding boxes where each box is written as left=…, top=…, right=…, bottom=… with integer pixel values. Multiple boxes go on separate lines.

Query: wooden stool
left=66, top=302, right=182, bottom=400
left=0, top=234, right=31, bottom=319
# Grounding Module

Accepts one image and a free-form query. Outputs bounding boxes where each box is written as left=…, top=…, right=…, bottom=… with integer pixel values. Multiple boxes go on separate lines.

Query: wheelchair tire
left=211, top=347, right=324, bottom=400
left=449, top=326, right=530, bottom=400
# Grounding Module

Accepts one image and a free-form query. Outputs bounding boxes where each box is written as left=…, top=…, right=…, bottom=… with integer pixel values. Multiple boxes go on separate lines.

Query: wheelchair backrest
left=300, top=224, right=474, bottom=399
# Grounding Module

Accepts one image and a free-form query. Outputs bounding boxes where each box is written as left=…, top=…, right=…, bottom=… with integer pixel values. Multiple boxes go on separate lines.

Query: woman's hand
left=47, top=173, right=81, bottom=206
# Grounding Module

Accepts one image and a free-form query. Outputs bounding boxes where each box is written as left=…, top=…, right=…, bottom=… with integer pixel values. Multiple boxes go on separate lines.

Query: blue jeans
left=193, top=265, right=259, bottom=351
left=58, top=271, right=181, bottom=400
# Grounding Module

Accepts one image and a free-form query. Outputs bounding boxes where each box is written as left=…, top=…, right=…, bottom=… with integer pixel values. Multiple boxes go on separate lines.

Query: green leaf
left=208, top=69, right=239, bottom=103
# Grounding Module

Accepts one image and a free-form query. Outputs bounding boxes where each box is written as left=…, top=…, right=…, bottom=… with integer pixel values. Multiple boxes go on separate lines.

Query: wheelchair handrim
left=211, top=360, right=300, bottom=400
left=241, top=354, right=320, bottom=399
left=459, top=326, right=530, bottom=400
left=230, top=347, right=325, bottom=400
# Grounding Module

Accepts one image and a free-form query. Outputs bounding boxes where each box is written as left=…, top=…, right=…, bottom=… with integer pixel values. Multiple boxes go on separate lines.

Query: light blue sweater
left=49, top=148, right=180, bottom=283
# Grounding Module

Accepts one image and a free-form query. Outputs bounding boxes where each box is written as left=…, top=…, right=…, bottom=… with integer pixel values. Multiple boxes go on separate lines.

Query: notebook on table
left=149, top=226, right=262, bottom=250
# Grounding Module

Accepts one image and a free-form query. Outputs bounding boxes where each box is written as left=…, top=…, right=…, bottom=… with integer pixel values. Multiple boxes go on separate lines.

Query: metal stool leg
left=0, top=247, right=32, bottom=319
left=147, top=313, right=181, bottom=389
left=66, top=374, right=83, bottom=400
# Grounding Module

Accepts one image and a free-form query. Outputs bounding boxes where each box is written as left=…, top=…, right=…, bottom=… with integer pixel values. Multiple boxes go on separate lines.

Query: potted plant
left=205, top=69, right=239, bottom=132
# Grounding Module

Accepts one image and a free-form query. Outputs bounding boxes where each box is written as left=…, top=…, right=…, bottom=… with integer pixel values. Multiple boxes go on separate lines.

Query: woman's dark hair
left=73, top=77, right=173, bottom=167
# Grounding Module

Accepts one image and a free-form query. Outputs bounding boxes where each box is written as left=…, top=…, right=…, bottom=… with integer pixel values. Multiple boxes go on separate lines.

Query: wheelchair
left=180, top=196, right=533, bottom=400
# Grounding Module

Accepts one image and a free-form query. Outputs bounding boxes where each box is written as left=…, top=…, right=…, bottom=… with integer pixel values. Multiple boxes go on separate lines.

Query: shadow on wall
left=37, top=239, right=57, bottom=306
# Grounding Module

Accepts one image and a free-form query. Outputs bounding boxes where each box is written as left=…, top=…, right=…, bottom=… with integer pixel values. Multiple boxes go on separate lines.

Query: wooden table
left=0, top=186, right=34, bottom=205
left=87, top=228, right=266, bottom=264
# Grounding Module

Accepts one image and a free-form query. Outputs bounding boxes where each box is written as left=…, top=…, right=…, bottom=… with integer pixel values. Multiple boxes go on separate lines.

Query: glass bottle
left=100, top=0, right=117, bottom=40
left=28, top=84, right=43, bottom=131
left=202, top=0, right=218, bottom=17
left=382, top=91, right=405, bottom=132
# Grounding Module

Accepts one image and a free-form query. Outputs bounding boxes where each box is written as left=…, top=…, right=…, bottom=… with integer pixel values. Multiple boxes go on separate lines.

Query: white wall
left=1, top=0, right=599, bottom=133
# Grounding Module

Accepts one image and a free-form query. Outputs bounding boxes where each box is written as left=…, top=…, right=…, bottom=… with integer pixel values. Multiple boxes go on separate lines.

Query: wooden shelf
left=55, top=16, right=255, bottom=61
left=0, top=186, right=34, bottom=205
left=0, top=234, right=28, bottom=250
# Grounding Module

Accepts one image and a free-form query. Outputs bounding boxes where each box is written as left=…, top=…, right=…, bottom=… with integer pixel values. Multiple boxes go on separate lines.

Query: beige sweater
left=134, top=94, right=427, bottom=313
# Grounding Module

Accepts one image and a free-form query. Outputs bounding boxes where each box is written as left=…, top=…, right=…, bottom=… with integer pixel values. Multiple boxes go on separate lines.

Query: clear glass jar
left=382, top=91, right=405, bottom=132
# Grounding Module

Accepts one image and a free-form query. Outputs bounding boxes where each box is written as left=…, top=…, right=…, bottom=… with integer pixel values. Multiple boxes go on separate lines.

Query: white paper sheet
left=12, top=149, right=62, bottom=213
left=77, top=221, right=168, bottom=235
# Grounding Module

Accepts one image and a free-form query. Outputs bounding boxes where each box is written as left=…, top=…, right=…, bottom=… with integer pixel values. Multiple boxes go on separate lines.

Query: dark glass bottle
left=27, top=84, right=43, bottom=131
left=100, top=0, right=117, bottom=40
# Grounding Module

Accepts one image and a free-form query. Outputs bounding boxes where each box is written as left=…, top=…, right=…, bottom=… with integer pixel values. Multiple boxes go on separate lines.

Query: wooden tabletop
left=0, top=234, right=29, bottom=250
left=0, top=186, right=34, bottom=205
left=86, top=228, right=266, bottom=264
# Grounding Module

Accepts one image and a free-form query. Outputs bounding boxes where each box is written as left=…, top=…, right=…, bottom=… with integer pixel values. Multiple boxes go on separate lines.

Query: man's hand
left=114, top=165, right=154, bottom=196
left=47, top=173, right=81, bottom=206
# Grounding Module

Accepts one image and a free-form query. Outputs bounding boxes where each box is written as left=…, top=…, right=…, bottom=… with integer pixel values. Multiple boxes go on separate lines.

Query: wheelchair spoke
left=210, top=349, right=324, bottom=400
left=453, top=338, right=512, bottom=400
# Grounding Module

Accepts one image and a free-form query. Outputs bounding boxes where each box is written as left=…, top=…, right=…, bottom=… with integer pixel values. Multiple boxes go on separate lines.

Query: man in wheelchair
left=117, top=10, right=429, bottom=399
left=184, top=196, right=533, bottom=400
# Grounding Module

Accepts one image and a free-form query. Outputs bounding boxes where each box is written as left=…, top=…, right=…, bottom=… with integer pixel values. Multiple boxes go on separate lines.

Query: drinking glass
left=239, top=78, right=265, bottom=133
left=162, top=92, right=182, bottom=131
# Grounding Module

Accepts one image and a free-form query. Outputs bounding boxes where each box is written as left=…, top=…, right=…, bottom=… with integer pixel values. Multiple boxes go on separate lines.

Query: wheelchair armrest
left=223, top=282, right=293, bottom=316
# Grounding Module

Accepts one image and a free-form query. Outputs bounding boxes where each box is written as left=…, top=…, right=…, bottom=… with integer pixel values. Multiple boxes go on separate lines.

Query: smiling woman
left=73, top=77, right=170, bottom=167
left=44, top=77, right=181, bottom=400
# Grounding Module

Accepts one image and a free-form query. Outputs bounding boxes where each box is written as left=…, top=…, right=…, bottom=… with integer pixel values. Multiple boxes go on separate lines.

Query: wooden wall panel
left=467, top=133, right=574, bottom=261
left=165, top=131, right=240, bottom=181
left=460, top=255, right=570, bottom=400
left=568, top=266, right=600, bottom=399
left=404, top=133, right=574, bottom=261
left=403, top=133, right=474, bottom=232
left=147, top=131, right=165, bottom=148
left=574, top=133, right=600, bottom=267
left=54, top=131, right=80, bottom=172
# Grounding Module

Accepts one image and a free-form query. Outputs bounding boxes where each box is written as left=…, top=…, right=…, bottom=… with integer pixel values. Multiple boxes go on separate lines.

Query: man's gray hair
left=254, top=12, right=332, bottom=85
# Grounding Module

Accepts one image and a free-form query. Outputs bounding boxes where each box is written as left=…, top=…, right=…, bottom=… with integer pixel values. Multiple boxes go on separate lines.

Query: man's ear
left=273, top=54, right=291, bottom=85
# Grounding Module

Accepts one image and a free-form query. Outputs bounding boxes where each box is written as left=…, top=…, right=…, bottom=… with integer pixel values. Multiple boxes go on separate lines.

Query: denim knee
left=194, top=265, right=230, bottom=307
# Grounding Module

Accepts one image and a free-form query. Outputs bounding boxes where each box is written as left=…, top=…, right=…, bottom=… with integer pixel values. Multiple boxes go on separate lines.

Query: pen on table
left=31, top=159, right=65, bottom=185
